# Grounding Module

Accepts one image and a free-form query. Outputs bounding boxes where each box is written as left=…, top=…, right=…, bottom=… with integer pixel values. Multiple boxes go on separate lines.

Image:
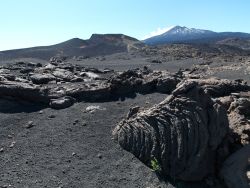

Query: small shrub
left=150, top=157, right=161, bottom=172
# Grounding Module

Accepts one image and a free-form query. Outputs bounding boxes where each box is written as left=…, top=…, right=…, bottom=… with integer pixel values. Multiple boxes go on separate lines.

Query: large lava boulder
left=0, top=80, right=49, bottom=103
left=49, top=96, right=75, bottom=109
left=30, top=73, right=56, bottom=84
left=113, top=81, right=229, bottom=181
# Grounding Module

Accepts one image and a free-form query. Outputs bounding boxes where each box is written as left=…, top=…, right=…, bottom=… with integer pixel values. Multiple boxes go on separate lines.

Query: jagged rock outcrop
left=217, top=92, right=250, bottom=145
left=52, top=68, right=75, bottom=81
left=50, top=56, right=67, bottom=64
left=64, top=82, right=111, bottom=102
left=109, top=69, right=180, bottom=95
left=189, top=78, right=250, bottom=97
left=113, top=81, right=229, bottom=181
left=227, top=97, right=250, bottom=145
left=1, top=61, right=250, bottom=115
left=30, top=73, right=56, bottom=84
left=0, top=81, right=49, bottom=103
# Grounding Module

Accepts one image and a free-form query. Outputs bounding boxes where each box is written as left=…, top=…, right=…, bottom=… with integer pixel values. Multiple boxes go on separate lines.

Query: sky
left=0, top=0, right=250, bottom=51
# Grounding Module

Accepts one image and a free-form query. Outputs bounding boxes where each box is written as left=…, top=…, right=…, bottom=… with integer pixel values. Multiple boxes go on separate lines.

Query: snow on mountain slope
left=143, top=26, right=216, bottom=45
left=161, top=26, right=214, bottom=35
left=143, top=26, right=250, bottom=45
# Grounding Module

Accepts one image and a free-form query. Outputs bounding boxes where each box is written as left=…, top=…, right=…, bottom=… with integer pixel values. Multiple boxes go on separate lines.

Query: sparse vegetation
left=150, top=157, right=161, bottom=172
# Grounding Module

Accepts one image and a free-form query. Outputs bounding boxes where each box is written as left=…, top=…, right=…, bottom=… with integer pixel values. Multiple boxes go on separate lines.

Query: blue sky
left=0, top=0, right=249, bottom=51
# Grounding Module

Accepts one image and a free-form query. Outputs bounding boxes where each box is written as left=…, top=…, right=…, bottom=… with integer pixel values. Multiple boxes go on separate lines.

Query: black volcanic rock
left=109, top=69, right=180, bottom=95
left=49, top=96, right=75, bottom=109
left=52, top=69, right=75, bottom=81
left=0, top=81, right=49, bottom=103
left=30, top=73, right=56, bottom=84
left=113, top=81, right=229, bottom=181
left=190, top=78, right=250, bottom=97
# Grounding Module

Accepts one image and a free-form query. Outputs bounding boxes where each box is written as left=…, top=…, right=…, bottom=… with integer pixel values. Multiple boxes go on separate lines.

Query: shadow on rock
left=0, top=99, right=45, bottom=114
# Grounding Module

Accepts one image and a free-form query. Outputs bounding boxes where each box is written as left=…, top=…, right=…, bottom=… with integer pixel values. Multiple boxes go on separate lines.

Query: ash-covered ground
left=0, top=45, right=250, bottom=188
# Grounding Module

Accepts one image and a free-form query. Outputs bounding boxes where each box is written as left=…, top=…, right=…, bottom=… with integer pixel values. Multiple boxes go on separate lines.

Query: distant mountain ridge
left=1, top=26, right=250, bottom=61
left=143, top=26, right=250, bottom=45
left=0, top=34, right=143, bottom=61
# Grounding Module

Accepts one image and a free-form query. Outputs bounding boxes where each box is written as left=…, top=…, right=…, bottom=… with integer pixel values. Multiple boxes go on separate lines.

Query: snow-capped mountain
left=161, top=26, right=214, bottom=35
left=143, top=26, right=250, bottom=45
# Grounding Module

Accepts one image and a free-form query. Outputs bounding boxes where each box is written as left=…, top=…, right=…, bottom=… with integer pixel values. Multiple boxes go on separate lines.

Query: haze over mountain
left=0, top=34, right=143, bottom=61
left=143, top=26, right=250, bottom=45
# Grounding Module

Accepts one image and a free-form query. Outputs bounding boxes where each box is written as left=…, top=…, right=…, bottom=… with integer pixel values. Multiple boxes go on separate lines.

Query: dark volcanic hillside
left=0, top=34, right=144, bottom=61
left=216, top=38, right=250, bottom=50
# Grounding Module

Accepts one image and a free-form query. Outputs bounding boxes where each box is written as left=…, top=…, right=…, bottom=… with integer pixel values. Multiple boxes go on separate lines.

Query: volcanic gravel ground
left=0, top=93, right=178, bottom=188
left=0, top=52, right=249, bottom=187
